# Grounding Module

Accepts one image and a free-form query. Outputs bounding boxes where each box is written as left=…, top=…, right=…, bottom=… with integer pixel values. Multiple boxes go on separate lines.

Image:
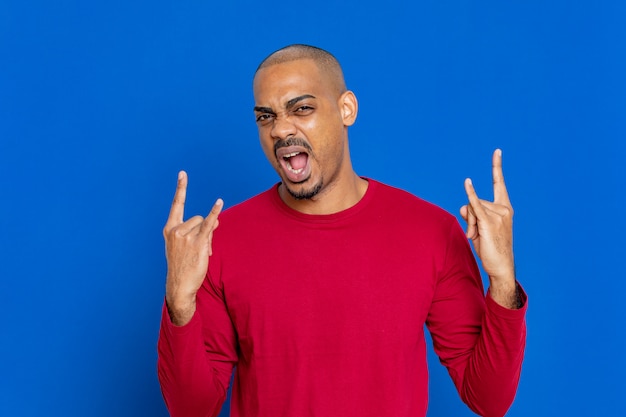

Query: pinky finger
left=465, top=205, right=478, bottom=240
left=200, top=198, right=224, bottom=236
left=464, top=178, right=480, bottom=206
left=208, top=217, right=221, bottom=255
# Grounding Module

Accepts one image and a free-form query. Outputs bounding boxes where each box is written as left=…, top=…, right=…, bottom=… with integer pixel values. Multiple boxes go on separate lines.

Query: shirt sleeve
left=426, top=219, right=527, bottom=417
left=157, top=269, right=238, bottom=417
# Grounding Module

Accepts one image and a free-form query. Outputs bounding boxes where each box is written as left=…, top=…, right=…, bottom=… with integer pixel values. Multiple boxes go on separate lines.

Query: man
left=158, top=44, right=526, bottom=417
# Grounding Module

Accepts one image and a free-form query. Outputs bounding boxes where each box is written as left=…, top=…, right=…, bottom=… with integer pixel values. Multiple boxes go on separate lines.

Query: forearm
left=157, top=304, right=228, bottom=417
left=458, top=287, right=527, bottom=417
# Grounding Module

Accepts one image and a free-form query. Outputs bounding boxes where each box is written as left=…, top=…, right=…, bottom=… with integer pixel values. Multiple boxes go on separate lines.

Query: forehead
left=253, top=59, right=331, bottom=106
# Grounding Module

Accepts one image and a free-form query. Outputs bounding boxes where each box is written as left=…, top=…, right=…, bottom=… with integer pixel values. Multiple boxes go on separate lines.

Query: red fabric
left=158, top=179, right=527, bottom=417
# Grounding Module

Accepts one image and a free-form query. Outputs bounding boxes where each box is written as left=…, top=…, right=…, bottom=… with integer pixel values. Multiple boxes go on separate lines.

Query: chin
left=285, top=180, right=323, bottom=200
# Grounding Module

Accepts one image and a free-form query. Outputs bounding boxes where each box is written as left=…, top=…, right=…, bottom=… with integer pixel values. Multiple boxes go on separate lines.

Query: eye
left=255, top=113, right=274, bottom=125
left=293, top=105, right=314, bottom=115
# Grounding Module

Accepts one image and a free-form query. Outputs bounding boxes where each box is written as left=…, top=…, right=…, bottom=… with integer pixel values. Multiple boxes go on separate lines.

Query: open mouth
left=276, top=146, right=311, bottom=183
left=282, top=151, right=308, bottom=175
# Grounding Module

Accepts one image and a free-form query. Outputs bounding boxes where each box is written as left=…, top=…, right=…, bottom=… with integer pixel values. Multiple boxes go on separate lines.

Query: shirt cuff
left=161, top=299, right=202, bottom=336
left=486, top=282, right=528, bottom=317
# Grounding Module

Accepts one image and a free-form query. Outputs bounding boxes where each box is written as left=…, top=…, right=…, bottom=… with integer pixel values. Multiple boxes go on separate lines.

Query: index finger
left=492, top=149, right=511, bottom=205
left=166, top=171, right=188, bottom=225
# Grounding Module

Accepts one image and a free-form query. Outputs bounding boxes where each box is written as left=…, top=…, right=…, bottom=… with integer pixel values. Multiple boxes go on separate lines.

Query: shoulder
left=222, top=185, right=276, bottom=217
left=365, top=179, right=471, bottom=267
left=368, top=179, right=457, bottom=226
left=213, top=185, right=283, bottom=240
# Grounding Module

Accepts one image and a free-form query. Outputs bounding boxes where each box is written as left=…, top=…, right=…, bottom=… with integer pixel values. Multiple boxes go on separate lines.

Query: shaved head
left=255, top=44, right=347, bottom=95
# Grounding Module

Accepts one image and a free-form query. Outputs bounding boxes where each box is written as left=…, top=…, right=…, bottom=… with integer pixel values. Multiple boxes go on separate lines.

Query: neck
left=279, top=173, right=368, bottom=215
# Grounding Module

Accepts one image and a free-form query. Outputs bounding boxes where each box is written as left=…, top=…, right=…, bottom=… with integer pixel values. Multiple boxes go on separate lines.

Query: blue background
left=1, top=0, right=625, bottom=416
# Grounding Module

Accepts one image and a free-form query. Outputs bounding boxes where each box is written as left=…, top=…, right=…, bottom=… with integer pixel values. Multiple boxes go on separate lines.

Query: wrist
left=488, top=271, right=520, bottom=309
left=165, top=292, right=197, bottom=326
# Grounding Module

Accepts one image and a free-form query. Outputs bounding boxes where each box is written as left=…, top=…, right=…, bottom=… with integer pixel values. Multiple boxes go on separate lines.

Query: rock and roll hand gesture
left=163, top=171, right=223, bottom=326
left=460, top=149, right=519, bottom=309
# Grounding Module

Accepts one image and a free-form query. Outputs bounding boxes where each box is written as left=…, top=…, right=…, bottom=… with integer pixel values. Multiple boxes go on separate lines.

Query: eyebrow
left=253, top=105, right=274, bottom=114
left=286, top=94, right=315, bottom=109
left=253, top=94, right=316, bottom=113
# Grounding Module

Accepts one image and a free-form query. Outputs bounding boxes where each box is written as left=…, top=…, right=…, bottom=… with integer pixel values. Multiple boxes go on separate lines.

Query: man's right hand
left=163, top=171, right=223, bottom=326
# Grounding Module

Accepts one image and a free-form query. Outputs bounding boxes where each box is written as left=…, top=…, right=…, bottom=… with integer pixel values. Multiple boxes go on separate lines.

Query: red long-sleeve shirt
left=158, top=179, right=527, bottom=417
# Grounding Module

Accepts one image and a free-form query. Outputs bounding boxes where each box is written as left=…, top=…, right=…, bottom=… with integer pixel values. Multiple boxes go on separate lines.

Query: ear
left=339, top=91, right=358, bottom=127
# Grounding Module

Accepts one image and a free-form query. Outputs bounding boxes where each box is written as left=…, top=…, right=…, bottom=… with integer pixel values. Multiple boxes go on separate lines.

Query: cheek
left=259, top=136, right=279, bottom=167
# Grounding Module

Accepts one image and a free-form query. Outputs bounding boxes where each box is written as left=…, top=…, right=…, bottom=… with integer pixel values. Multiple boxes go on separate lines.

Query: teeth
left=285, top=160, right=304, bottom=174
left=281, top=151, right=304, bottom=175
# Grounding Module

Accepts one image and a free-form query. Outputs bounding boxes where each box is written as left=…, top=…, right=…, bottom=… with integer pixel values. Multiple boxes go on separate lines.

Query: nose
left=270, top=115, right=297, bottom=140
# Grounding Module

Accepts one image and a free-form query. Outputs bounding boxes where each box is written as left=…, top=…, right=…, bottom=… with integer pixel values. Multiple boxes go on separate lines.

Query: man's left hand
left=460, top=149, right=519, bottom=309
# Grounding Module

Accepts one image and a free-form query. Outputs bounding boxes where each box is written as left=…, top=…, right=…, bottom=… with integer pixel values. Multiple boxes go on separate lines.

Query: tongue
left=289, top=153, right=308, bottom=170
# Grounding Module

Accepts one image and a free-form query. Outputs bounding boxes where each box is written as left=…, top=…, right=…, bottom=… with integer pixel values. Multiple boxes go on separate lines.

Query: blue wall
left=1, top=1, right=624, bottom=415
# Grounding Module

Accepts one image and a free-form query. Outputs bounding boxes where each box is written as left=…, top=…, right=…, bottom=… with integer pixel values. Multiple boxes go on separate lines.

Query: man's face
left=253, top=59, right=353, bottom=200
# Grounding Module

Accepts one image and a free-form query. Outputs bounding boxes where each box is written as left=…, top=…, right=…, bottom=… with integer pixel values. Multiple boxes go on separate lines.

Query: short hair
left=255, top=44, right=347, bottom=93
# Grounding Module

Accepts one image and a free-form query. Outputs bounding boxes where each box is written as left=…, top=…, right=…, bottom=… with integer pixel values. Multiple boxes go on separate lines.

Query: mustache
left=274, top=137, right=313, bottom=154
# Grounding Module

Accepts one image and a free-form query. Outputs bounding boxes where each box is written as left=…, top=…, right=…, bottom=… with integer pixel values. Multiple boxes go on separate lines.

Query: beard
left=274, top=136, right=322, bottom=199
left=284, top=178, right=323, bottom=200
